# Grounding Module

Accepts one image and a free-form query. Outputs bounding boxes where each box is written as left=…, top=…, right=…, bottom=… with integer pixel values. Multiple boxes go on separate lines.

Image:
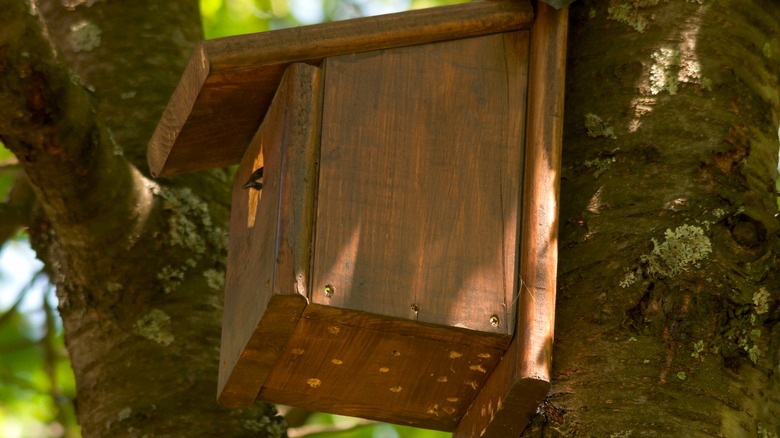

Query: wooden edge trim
left=217, top=294, right=308, bottom=407
left=273, top=62, right=323, bottom=302
left=515, top=0, right=567, bottom=383
left=147, top=43, right=208, bottom=177
left=454, top=3, right=568, bottom=436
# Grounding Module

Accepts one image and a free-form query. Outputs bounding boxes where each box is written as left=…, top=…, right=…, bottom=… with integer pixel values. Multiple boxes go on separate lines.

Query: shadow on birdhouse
left=148, top=1, right=567, bottom=436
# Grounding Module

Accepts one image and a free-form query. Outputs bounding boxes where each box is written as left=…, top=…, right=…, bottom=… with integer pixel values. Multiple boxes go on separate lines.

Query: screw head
left=489, top=314, right=500, bottom=327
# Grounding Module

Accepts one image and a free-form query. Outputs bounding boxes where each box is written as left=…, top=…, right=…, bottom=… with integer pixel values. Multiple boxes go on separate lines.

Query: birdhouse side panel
left=218, top=63, right=322, bottom=406
left=310, top=31, right=529, bottom=334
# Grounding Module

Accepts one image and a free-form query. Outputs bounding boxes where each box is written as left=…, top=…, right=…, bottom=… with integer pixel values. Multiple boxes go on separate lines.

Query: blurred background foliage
left=0, top=0, right=464, bottom=437
left=200, top=0, right=466, bottom=38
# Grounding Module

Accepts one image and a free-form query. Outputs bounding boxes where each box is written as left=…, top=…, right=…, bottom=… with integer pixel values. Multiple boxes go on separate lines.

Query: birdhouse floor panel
left=258, top=304, right=510, bottom=431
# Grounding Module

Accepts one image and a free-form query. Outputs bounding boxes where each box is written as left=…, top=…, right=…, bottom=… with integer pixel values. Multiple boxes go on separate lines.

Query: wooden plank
left=147, top=0, right=534, bottom=177
left=455, top=3, right=568, bottom=437
left=258, top=304, right=507, bottom=431
left=309, top=32, right=529, bottom=334
left=217, top=63, right=322, bottom=407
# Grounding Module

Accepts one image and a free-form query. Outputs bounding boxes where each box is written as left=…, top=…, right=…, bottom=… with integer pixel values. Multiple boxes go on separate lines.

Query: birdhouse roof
left=146, top=0, right=533, bottom=177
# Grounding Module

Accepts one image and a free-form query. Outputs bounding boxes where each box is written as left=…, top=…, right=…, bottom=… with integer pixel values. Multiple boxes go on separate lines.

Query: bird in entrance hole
left=242, top=167, right=263, bottom=190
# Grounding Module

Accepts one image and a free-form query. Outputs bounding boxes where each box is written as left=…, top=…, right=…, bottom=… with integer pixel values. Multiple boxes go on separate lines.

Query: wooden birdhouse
left=148, top=1, right=567, bottom=436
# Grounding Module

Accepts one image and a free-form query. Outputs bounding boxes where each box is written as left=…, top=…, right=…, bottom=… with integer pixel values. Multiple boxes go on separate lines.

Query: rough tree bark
left=527, top=0, right=780, bottom=436
left=0, top=0, right=778, bottom=437
left=0, top=0, right=284, bottom=436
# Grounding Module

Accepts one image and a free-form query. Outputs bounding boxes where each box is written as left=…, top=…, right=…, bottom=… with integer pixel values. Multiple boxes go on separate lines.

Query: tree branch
left=0, top=0, right=150, bottom=268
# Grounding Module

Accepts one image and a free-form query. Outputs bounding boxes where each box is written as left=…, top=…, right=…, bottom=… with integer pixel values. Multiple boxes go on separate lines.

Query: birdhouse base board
left=256, top=304, right=512, bottom=431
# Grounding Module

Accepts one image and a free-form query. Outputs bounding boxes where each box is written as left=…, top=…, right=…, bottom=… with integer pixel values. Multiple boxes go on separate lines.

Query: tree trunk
left=529, top=0, right=780, bottom=436
left=0, top=0, right=284, bottom=436
left=1, top=0, right=778, bottom=437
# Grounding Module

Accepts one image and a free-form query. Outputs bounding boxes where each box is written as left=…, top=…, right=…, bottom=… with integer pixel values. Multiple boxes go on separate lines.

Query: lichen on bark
left=640, top=224, right=712, bottom=277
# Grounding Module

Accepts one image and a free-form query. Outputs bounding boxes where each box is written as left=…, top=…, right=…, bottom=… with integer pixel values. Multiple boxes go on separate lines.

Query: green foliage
left=300, top=413, right=448, bottom=438
left=0, top=280, right=79, bottom=438
left=199, top=0, right=467, bottom=39
left=0, top=141, right=15, bottom=202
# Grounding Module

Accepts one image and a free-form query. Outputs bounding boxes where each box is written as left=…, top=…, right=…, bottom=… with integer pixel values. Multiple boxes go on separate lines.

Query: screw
left=489, top=314, right=500, bottom=327
left=410, top=304, right=420, bottom=314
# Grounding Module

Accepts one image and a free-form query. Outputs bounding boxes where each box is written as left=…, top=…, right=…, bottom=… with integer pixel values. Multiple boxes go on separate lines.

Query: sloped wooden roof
left=147, top=0, right=533, bottom=177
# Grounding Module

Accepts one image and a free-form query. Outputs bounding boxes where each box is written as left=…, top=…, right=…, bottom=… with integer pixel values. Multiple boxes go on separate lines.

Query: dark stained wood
left=455, top=340, right=551, bottom=437
left=217, top=63, right=322, bottom=407
left=454, top=4, right=568, bottom=436
left=299, top=304, right=511, bottom=349
left=147, top=0, right=534, bottom=177
left=514, top=0, right=567, bottom=400
left=310, top=31, right=529, bottom=334
left=258, top=304, right=508, bottom=431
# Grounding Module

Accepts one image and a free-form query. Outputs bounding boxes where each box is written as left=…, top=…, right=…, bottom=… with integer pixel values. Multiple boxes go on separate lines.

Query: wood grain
left=147, top=0, right=534, bottom=177
left=309, top=31, right=529, bottom=334
left=258, top=304, right=508, bottom=431
left=218, top=63, right=322, bottom=407
left=454, top=4, right=568, bottom=436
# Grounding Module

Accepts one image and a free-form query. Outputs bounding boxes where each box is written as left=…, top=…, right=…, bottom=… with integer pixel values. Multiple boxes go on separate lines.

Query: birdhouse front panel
left=310, top=31, right=529, bottom=334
